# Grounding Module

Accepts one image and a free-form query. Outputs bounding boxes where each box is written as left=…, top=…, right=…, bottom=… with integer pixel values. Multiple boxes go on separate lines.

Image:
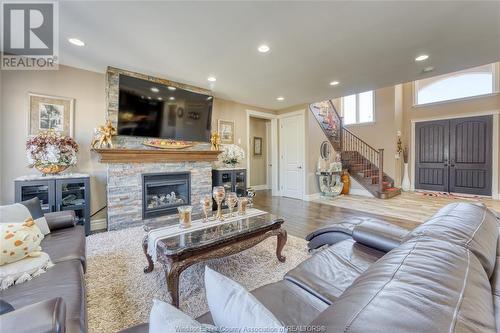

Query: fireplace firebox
left=142, top=172, right=191, bottom=219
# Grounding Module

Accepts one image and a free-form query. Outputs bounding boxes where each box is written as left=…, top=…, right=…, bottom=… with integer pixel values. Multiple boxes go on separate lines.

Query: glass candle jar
left=178, top=206, right=193, bottom=229
left=238, top=197, right=248, bottom=215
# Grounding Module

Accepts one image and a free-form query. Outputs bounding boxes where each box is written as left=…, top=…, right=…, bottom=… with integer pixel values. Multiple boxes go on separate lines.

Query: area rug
left=86, top=226, right=310, bottom=333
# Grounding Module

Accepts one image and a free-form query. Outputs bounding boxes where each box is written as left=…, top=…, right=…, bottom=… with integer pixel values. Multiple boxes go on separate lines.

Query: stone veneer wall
left=107, top=161, right=212, bottom=230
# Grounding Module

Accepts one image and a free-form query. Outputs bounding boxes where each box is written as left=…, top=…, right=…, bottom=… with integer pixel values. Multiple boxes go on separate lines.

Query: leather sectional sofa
left=0, top=210, right=87, bottom=333
left=123, top=202, right=500, bottom=333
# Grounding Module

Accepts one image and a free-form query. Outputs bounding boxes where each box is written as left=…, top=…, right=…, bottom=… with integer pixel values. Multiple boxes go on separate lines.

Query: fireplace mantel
left=92, top=148, right=220, bottom=163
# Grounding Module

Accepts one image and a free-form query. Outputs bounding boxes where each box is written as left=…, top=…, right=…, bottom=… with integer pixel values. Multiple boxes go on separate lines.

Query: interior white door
left=280, top=114, right=305, bottom=199
left=266, top=122, right=272, bottom=189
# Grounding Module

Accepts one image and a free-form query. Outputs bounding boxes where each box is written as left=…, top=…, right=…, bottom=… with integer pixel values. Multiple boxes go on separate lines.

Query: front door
left=415, top=115, right=492, bottom=195
left=280, top=114, right=305, bottom=199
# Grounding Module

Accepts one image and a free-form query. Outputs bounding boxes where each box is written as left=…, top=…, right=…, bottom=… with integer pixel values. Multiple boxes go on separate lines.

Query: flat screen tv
left=117, top=74, right=213, bottom=142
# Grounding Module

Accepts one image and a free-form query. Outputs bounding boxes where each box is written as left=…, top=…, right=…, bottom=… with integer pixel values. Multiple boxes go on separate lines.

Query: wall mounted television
left=117, top=74, right=213, bottom=142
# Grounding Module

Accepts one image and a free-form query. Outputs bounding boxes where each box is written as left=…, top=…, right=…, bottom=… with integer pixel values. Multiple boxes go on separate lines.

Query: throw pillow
left=0, top=252, right=53, bottom=290
left=0, top=219, right=44, bottom=266
left=149, top=299, right=217, bottom=333
left=0, top=198, right=50, bottom=235
left=204, top=266, right=286, bottom=333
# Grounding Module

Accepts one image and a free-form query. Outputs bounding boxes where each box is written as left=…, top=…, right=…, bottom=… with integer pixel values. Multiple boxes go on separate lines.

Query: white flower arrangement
left=219, top=144, right=245, bottom=166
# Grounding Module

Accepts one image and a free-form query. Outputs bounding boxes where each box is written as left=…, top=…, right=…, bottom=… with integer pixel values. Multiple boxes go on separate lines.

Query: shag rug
left=86, top=226, right=311, bottom=333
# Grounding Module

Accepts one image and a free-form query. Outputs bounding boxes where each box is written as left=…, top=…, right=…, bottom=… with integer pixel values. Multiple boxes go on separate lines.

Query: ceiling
left=58, top=1, right=500, bottom=110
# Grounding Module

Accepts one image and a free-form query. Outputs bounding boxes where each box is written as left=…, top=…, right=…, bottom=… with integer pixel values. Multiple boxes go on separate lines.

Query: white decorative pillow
left=0, top=252, right=53, bottom=290
left=149, top=299, right=217, bottom=333
left=0, top=202, right=50, bottom=235
left=0, top=219, right=44, bottom=266
left=204, top=266, right=286, bottom=333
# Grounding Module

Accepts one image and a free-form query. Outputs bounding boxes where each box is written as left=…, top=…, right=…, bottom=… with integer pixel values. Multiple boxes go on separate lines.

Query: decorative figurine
left=91, top=120, right=116, bottom=149
left=210, top=132, right=221, bottom=151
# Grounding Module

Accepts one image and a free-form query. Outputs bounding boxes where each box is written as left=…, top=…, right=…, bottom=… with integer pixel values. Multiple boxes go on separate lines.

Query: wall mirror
left=320, top=141, right=331, bottom=160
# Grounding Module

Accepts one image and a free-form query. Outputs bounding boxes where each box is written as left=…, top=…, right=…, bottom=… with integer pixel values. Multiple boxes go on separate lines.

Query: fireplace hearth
left=142, top=172, right=191, bottom=219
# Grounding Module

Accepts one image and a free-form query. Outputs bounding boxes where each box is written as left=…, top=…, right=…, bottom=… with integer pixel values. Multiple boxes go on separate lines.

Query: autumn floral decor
left=26, top=130, right=79, bottom=175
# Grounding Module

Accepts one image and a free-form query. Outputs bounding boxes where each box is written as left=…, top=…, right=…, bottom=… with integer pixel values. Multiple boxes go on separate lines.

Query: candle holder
left=226, top=192, right=238, bottom=217
left=177, top=206, right=193, bottom=229
left=212, top=186, right=226, bottom=221
left=200, top=195, right=212, bottom=222
left=238, top=197, right=248, bottom=215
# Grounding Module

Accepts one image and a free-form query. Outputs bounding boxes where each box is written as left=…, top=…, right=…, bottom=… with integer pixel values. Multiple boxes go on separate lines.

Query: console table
left=15, top=173, right=91, bottom=235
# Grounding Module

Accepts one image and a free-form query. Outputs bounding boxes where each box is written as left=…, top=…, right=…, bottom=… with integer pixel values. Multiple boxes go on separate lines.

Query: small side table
left=15, top=173, right=91, bottom=235
left=316, top=170, right=343, bottom=197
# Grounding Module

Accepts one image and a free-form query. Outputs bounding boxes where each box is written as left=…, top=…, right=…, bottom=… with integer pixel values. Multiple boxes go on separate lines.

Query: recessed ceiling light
left=150, top=87, right=159, bottom=93
left=68, top=38, right=85, bottom=47
left=169, top=97, right=175, bottom=101
left=157, top=97, right=163, bottom=101
left=422, top=66, right=435, bottom=73
left=276, top=96, right=284, bottom=101
left=207, top=76, right=217, bottom=82
left=329, top=81, right=340, bottom=86
left=168, top=86, right=176, bottom=91
left=415, top=54, right=429, bottom=62
left=258, top=45, right=270, bottom=53
left=147, top=96, right=151, bottom=100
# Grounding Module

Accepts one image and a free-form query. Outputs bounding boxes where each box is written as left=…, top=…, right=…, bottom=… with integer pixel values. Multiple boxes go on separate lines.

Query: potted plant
left=26, top=130, right=79, bottom=176
left=218, top=144, right=245, bottom=168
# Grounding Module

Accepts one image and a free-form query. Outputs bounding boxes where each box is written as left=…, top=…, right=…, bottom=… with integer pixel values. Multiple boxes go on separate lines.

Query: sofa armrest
left=0, top=298, right=66, bottom=333
left=352, top=221, right=410, bottom=253
left=45, top=211, right=76, bottom=231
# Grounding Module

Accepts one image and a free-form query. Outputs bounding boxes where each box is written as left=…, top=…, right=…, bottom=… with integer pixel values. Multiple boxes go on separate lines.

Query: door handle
left=297, top=166, right=302, bottom=169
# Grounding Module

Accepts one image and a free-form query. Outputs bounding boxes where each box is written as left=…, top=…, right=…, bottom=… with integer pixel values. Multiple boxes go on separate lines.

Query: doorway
left=279, top=111, right=306, bottom=199
left=415, top=115, right=493, bottom=195
left=248, top=116, right=271, bottom=190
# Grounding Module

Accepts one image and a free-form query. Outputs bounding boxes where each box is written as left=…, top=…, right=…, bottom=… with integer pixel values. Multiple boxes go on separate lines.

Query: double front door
left=415, top=115, right=492, bottom=195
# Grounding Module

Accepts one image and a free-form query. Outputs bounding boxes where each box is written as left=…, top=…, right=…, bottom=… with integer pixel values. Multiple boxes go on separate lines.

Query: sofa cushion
left=311, top=237, right=496, bottom=333
left=404, top=202, right=498, bottom=277
left=0, top=199, right=50, bottom=235
left=40, top=225, right=86, bottom=271
left=285, top=238, right=384, bottom=304
left=197, top=279, right=328, bottom=327
left=0, top=260, right=86, bottom=333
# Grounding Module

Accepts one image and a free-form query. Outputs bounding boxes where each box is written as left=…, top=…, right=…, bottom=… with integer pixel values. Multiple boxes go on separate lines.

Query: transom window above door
left=341, top=90, right=374, bottom=125
left=414, top=63, right=497, bottom=105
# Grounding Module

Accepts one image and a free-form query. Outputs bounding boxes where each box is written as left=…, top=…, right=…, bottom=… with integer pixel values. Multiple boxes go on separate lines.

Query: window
left=342, top=90, right=374, bottom=125
left=415, top=64, right=496, bottom=105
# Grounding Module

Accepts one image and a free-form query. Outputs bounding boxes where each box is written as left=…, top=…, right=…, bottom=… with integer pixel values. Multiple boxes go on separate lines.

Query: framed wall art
left=253, top=137, right=262, bottom=156
left=218, top=119, right=235, bottom=144
left=29, top=93, right=75, bottom=137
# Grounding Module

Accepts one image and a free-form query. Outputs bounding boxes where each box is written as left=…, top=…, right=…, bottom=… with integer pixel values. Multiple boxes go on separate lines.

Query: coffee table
left=142, top=212, right=287, bottom=307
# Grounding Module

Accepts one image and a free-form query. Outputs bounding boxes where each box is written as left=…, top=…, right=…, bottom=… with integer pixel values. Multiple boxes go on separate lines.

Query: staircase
left=310, top=100, right=401, bottom=199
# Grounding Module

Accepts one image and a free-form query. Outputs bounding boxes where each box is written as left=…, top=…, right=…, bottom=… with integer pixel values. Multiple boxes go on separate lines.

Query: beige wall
left=248, top=117, right=268, bottom=186
left=1, top=65, right=276, bottom=214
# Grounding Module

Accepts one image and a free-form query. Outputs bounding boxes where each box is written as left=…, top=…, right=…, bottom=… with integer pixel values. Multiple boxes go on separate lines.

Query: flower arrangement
left=26, top=130, right=79, bottom=175
left=219, top=144, right=245, bottom=167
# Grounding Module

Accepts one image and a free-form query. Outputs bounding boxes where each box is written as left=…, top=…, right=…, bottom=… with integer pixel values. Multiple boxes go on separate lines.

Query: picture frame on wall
left=218, top=119, right=235, bottom=144
left=28, top=93, right=75, bottom=137
left=253, top=137, right=262, bottom=156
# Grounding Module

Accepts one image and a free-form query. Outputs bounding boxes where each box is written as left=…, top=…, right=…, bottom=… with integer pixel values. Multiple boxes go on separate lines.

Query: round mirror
left=320, top=141, right=331, bottom=160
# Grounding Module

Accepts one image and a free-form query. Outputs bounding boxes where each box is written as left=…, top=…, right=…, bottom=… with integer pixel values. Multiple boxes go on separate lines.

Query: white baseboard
left=349, top=188, right=375, bottom=197
left=91, top=218, right=107, bottom=232
left=252, top=184, right=269, bottom=191
left=303, top=193, right=321, bottom=201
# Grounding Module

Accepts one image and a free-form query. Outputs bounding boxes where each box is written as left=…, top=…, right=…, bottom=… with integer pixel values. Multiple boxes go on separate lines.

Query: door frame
left=278, top=109, right=306, bottom=200
left=411, top=110, right=499, bottom=199
left=246, top=110, right=279, bottom=196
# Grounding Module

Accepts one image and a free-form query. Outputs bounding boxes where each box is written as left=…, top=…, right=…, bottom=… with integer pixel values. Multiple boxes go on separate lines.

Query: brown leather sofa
left=0, top=210, right=86, bottom=333
left=122, top=202, right=500, bottom=333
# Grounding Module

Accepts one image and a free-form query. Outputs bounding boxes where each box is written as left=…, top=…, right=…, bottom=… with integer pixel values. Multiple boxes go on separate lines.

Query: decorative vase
left=341, top=170, right=350, bottom=195
left=402, top=163, right=411, bottom=191
left=35, top=164, right=69, bottom=176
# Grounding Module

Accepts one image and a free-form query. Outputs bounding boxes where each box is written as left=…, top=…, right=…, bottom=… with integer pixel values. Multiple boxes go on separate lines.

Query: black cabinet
left=212, top=169, right=247, bottom=209
left=15, top=175, right=91, bottom=235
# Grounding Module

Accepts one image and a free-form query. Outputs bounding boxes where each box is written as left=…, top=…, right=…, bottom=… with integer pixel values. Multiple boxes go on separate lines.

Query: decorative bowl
left=35, top=164, right=69, bottom=175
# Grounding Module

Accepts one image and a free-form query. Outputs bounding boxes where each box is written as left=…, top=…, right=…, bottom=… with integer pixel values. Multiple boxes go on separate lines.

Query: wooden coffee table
left=142, top=212, right=287, bottom=307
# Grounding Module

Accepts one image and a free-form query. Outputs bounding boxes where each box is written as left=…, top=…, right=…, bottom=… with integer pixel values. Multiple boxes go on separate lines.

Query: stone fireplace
left=106, top=161, right=212, bottom=230
left=142, top=172, right=190, bottom=219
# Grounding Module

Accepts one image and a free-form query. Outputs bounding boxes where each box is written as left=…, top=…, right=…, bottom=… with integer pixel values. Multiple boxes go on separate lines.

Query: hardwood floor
left=253, top=190, right=419, bottom=239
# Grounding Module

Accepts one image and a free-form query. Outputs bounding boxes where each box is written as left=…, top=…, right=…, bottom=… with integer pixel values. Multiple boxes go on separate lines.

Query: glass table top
left=151, top=211, right=283, bottom=256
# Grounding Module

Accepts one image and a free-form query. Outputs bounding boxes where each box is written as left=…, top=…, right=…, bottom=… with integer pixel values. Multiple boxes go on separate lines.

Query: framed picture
left=253, top=137, right=262, bottom=156
left=218, top=119, right=235, bottom=144
left=29, top=93, right=74, bottom=137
